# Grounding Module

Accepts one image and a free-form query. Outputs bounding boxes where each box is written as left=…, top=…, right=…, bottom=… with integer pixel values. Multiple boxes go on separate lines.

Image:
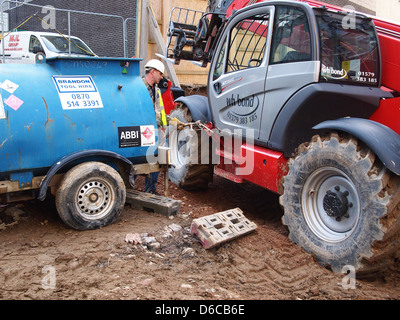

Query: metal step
left=125, top=189, right=182, bottom=217
left=190, top=208, right=257, bottom=249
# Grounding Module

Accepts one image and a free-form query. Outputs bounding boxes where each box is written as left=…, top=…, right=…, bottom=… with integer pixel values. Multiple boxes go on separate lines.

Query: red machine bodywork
left=370, top=98, right=400, bottom=135
left=161, top=80, right=176, bottom=115
left=213, top=0, right=400, bottom=192
left=215, top=143, right=288, bottom=194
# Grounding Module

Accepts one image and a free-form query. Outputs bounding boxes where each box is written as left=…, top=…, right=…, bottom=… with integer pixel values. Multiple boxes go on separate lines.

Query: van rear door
left=0, top=33, right=46, bottom=63
left=1, top=33, right=24, bottom=63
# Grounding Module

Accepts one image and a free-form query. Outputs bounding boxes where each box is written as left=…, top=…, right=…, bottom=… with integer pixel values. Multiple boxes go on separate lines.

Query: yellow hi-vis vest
left=142, top=77, right=168, bottom=129
left=157, top=87, right=168, bottom=130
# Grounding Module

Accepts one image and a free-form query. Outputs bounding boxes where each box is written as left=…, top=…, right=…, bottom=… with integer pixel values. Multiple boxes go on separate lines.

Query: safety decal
left=52, top=75, right=104, bottom=110
left=118, top=125, right=156, bottom=148
left=4, top=94, right=24, bottom=111
left=0, top=80, right=19, bottom=94
left=0, top=95, right=5, bottom=119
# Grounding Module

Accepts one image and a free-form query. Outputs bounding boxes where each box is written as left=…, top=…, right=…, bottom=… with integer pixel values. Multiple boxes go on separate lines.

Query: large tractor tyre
left=169, top=103, right=214, bottom=190
left=280, top=133, right=400, bottom=276
left=55, top=161, right=126, bottom=230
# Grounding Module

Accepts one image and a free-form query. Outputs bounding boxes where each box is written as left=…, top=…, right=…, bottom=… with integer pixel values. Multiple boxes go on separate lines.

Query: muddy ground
left=1, top=173, right=400, bottom=302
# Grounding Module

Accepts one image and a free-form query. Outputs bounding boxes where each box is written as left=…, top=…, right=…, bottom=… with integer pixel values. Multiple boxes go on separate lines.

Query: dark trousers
left=144, top=171, right=160, bottom=193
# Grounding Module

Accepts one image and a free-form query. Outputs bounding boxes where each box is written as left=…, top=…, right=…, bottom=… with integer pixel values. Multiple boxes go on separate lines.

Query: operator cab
left=207, top=2, right=381, bottom=145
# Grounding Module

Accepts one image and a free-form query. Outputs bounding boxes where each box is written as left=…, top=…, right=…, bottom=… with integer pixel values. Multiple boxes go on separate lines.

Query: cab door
left=259, top=4, right=319, bottom=144
left=209, top=3, right=319, bottom=146
left=208, top=5, right=274, bottom=139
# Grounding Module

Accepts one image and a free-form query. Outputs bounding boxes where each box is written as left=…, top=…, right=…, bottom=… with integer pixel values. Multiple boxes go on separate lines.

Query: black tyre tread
left=169, top=103, right=213, bottom=190
left=367, top=173, right=400, bottom=271
left=55, top=161, right=126, bottom=230
left=280, top=133, right=400, bottom=275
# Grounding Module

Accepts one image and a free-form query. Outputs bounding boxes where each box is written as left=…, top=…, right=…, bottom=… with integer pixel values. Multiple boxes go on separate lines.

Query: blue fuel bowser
left=0, top=56, right=161, bottom=230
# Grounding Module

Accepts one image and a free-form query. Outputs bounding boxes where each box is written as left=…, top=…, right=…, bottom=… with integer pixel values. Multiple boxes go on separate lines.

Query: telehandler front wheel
left=280, top=133, right=400, bottom=276
left=55, top=161, right=126, bottom=230
left=169, top=103, right=213, bottom=190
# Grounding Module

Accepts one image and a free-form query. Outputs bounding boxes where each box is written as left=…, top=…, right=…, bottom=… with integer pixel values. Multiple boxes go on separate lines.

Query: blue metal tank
left=0, top=57, right=157, bottom=177
left=0, top=56, right=160, bottom=230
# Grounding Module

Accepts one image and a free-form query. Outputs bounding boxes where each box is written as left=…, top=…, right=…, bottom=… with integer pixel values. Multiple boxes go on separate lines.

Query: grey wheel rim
left=74, top=178, right=115, bottom=220
left=302, top=167, right=361, bottom=243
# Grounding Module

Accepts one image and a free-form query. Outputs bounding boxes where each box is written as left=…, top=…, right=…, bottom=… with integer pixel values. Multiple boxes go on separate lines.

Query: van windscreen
left=41, top=35, right=94, bottom=56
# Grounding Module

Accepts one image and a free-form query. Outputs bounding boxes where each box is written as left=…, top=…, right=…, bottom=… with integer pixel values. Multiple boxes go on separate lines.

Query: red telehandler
left=166, top=0, right=400, bottom=276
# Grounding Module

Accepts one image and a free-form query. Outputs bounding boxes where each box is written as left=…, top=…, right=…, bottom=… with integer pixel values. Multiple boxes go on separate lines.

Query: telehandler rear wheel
left=280, top=133, right=400, bottom=276
left=55, top=161, right=126, bottom=230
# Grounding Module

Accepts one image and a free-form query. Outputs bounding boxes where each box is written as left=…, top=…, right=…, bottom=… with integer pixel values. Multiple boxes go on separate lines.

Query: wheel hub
left=89, top=192, right=99, bottom=203
left=323, top=186, right=353, bottom=221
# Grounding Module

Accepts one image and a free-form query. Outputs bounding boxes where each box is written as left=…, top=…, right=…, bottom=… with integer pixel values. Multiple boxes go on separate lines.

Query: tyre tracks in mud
left=172, top=175, right=400, bottom=299
left=0, top=175, right=400, bottom=299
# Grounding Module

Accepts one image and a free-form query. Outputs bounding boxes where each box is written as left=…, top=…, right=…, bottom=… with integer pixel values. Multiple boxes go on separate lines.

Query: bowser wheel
left=280, top=133, right=400, bottom=276
left=55, top=161, right=126, bottom=230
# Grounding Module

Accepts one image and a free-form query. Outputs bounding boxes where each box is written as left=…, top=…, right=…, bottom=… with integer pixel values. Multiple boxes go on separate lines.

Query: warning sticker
left=52, top=75, right=104, bottom=110
left=1, top=80, right=19, bottom=94
left=0, top=95, right=5, bottom=119
left=118, top=125, right=156, bottom=148
left=4, top=94, right=23, bottom=111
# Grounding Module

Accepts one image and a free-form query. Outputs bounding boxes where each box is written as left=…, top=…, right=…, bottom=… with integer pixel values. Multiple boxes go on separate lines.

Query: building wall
left=375, top=0, right=400, bottom=23
left=322, top=0, right=375, bottom=14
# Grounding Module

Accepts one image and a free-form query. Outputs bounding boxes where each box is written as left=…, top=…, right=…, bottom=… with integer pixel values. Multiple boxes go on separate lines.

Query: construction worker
left=142, top=59, right=168, bottom=194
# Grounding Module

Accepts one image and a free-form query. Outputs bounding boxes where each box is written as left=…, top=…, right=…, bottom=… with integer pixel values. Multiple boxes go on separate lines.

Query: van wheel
left=55, top=162, right=126, bottom=230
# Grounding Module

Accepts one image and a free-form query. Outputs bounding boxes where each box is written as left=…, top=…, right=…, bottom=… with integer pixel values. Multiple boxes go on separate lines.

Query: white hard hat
left=145, top=59, right=165, bottom=75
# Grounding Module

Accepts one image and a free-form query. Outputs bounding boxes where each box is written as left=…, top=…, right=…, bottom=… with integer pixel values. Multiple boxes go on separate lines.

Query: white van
left=0, top=31, right=96, bottom=63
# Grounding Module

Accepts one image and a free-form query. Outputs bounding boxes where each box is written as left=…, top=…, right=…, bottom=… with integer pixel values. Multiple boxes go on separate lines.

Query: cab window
left=226, top=13, right=269, bottom=73
left=270, top=6, right=311, bottom=64
left=315, top=9, right=380, bottom=86
left=213, top=38, right=227, bottom=80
